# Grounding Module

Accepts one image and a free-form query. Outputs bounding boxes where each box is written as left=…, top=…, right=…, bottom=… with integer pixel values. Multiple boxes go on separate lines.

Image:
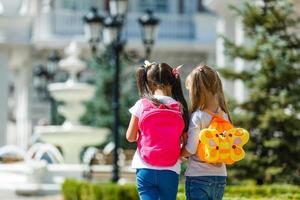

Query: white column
left=0, top=51, right=9, bottom=147
left=39, top=0, right=54, bottom=39
left=14, top=64, right=32, bottom=150
left=234, top=17, right=247, bottom=103
left=216, top=16, right=235, bottom=96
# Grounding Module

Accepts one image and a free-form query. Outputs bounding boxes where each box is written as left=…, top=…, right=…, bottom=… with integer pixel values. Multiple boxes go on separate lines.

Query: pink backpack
left=137, top=98, right=184, bottom=167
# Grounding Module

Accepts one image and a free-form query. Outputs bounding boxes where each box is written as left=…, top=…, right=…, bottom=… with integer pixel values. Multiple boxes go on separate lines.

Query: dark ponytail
left=136, top=66, right=148, bottom=97
left=172, top=75, right=189, bottom=132
left=136, top=65, right=163, bottom=106
left=136, top=62, right=189, bottom=132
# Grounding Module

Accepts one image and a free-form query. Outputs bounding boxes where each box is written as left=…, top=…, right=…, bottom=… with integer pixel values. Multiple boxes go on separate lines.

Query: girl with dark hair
left=126, top=60, right=189, bottom=200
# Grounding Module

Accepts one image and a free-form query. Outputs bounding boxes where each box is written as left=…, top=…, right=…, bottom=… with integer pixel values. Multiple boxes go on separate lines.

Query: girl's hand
left=180, top=156, right=188, bottom=162
left=180, top=146, right=192, bottom=158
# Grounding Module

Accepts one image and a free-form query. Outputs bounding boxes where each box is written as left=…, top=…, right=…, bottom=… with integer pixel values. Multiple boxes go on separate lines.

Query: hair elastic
left=196, top=66, right=204, bottom=72
left=172, top=65, right=183, bottom=78
left=144, top=60, right=157, bottom=68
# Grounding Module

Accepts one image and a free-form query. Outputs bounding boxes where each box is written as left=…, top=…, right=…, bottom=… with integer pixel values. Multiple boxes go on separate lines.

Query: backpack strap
left=203, top=108, right=224, bottom=119
left=141, top=98, right=181, bottom=112
left=141, top=98, right=157, bottom=112
left=165, top=102, right=181, bottom=111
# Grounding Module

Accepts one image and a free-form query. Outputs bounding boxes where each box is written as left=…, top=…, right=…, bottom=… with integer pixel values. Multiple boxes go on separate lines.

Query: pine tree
left=220, top=0, right=300, bottom=184
left=81, top=46, right=138, bottom=149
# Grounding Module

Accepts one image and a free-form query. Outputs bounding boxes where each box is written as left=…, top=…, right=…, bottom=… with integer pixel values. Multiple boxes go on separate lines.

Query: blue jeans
left=136, top=169, right=179, bottom=200
left=185, top=176, right=227, bottom=200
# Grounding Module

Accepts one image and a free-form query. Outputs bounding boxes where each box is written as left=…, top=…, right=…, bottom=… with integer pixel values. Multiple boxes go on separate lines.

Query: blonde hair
left=186, top=65, right=232, bottom=122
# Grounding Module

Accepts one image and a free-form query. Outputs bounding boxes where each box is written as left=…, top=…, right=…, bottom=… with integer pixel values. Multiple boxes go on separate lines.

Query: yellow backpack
left=197, top=110, right=249, bottom=164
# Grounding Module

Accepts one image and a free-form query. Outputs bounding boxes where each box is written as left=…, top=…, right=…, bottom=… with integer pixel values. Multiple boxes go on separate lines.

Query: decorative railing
left=51, top=10, right=196, bottom=41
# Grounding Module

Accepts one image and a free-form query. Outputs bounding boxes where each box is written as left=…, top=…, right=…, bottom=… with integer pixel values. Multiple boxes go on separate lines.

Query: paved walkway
left=0, top=190, right=62, bottom=200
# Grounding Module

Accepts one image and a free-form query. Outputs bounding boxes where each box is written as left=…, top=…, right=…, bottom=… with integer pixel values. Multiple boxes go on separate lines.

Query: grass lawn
left=223, top=184, right=300, bottom=200
left=167, top=184, right=300, bottom=200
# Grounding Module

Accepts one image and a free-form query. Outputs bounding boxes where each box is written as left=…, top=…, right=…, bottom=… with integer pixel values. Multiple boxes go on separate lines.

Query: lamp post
left=47, top=50, right=61, bottom=124
left=138, top=10, right=160, bottom=59
left=103, top=15, right=124, bottom=183
left=83, top=1, right=160, bottom=183
left=33, top=50, right=61, bottom=125
left=83, top=7, right=104, bottom=54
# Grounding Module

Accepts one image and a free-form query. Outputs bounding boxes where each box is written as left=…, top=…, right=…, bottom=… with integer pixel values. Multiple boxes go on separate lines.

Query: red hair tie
left=172, top=65, right=183, bottom=78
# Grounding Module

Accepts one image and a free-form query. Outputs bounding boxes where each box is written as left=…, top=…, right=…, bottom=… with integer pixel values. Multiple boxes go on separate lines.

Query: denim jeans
left=185, top=176, right=227, bottom=200
left=136, top=169, right=179, bottom=200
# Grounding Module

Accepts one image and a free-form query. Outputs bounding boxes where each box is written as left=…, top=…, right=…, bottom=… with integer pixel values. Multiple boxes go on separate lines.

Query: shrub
left=62, top=179, right=81, bottom=200
left=62, top=180, right=139, bottom=200
left=62, top=179, right=300, bottom=200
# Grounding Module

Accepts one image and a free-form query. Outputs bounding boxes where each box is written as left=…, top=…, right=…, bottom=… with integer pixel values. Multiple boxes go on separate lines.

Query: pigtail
left=171, top=74, right=190, bottom=132
left=136, top=64, right=162, bottom=106
left=136, top=66, right=149, bottom=97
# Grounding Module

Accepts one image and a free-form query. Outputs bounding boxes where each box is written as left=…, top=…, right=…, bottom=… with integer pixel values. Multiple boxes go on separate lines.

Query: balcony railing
left=124, top=13, right=195, bottom=41
left=51, top=10, right=195, bottom=41
left=35, top=7, right=217, bottom=45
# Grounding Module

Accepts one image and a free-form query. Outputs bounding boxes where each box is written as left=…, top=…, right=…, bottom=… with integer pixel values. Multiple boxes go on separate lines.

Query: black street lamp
left=33, top=50, right=62, bottom=125
left=47, top=50, right=61, bottom=125
left=103, top=15, right=124, bottom=183
left=83, top=7, right=105, bottom=53
left=138, top=10, right=160, bottom=59
left=83, top=1, right=160, bottom=183
left=47, top=50, right=61, bottom=81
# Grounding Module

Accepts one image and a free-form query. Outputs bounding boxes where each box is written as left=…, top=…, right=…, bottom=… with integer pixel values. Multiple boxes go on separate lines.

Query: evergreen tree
left=220, top=0, right=300, bottom=184
left=81, top=46, right=138, bottom=149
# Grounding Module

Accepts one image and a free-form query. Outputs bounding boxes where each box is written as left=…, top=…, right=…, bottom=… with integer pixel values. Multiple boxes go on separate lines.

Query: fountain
left=0, top=144, right=63, bottom=195
left=0, top=42, right=135, bottom=196
left=34, top=41, right=109, bottom=163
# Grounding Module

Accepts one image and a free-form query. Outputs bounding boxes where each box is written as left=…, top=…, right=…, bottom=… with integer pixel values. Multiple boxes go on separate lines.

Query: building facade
left=0, top=0, right=218, bottom=149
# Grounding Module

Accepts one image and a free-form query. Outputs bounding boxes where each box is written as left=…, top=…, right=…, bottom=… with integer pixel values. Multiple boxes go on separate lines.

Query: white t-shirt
left=129, top=95, right=181, bottom=174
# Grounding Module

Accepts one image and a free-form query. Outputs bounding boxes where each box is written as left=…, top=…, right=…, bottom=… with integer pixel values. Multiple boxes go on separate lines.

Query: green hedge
left=62, top=179, right=300, bottom=200
left=62, top=179, right=139, bottom=200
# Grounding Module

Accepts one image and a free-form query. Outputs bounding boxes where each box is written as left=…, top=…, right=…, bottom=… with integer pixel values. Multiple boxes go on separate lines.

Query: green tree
left=220, top=0, right=300, bottom=184
left=81, top=46, right=138, bottom=149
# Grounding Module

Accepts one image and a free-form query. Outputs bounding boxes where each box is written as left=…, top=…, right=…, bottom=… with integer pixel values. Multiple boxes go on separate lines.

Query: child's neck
left=154, top=89, right=172, bottom=97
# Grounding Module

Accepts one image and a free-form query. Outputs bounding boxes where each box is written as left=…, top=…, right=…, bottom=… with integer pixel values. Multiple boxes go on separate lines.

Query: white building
left=0, top=0, right=218, bottom=150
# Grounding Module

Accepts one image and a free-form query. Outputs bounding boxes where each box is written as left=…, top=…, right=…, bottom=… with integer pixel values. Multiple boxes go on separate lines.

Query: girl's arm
left=126, top=115, right=139, bottom=142
left=180, top=112, right=201, bottom=158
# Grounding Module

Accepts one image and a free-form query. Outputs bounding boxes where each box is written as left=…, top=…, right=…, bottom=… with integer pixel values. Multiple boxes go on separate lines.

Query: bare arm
left=180, top=112, right=202, bottom=158
left=126, top=115, right=139, bottom=142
